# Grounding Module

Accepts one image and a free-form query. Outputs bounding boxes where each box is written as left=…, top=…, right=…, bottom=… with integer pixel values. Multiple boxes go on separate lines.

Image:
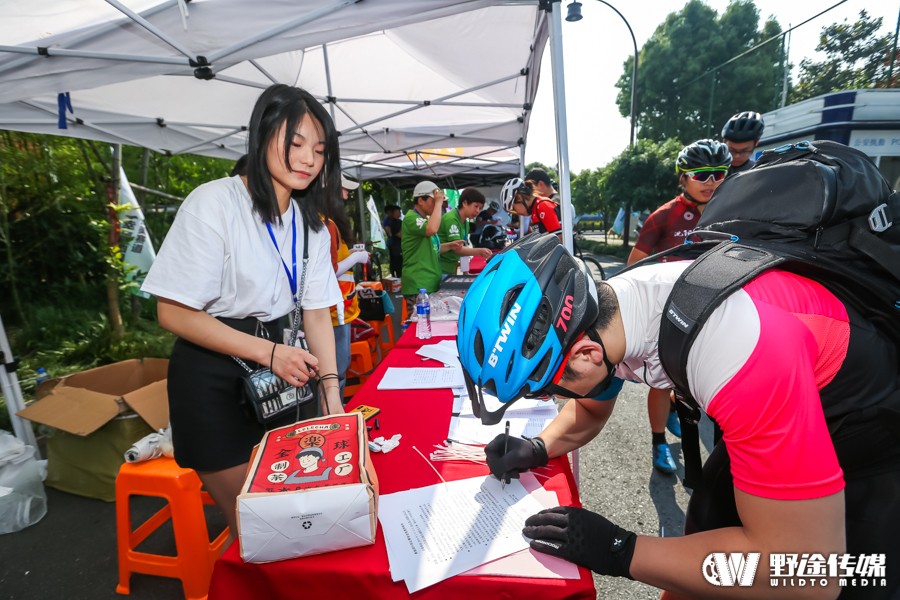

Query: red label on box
left=247, top=415, right=363, bottom=494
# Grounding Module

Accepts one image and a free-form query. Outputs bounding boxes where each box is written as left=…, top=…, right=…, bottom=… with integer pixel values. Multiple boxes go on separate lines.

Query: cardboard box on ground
left=17, top=358, right=169, bottom=502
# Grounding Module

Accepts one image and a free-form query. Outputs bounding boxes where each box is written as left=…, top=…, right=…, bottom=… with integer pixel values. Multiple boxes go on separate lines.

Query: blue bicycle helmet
left=457, top=233, right=599, bottom=424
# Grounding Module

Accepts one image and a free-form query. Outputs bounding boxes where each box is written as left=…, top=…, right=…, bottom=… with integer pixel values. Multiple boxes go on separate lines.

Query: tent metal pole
left=170, top=127, right=245, bottom=155
left=0, top=45, right=188, bottom=66
left=547, top=1, right=574, bottom=254
left=340, top=71, right=526, bottom=136
left=105, top=0, right=196, bottom=60
left=0, top=0, right=176, bottom=77
left=248, top=59, right=280, bottom=85
left=19, top=100, right=153, bottom=148
left=207, top=0, right=356, bottom=64
left=0, top=314, right=39, bottom=454
left=322, top=44, right=338, bottom=125
left=547, top=0, right=578, bottom=490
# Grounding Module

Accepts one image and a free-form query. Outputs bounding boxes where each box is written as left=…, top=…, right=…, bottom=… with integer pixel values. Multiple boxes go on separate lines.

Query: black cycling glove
left=484, top=434, right=549, bottom=482
left=523, top=505, right=637, bottom=579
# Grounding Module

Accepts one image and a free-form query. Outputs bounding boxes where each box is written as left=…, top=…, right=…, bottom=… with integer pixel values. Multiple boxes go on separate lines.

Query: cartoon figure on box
left=285, top=444, right=333, bottom=484
left=284, top=446, right=331, bottom=484
left=253, top=419, right=361, bottom=493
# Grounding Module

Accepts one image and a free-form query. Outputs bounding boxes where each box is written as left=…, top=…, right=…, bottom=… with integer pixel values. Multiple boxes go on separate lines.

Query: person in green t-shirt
left=401, top=180, right=464, bottom=316
left=438, top=187, right=494, bottom=275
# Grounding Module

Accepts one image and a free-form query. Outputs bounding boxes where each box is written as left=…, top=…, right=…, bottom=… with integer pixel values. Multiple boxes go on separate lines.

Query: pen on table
left=502, top=420, right=510, bottom=489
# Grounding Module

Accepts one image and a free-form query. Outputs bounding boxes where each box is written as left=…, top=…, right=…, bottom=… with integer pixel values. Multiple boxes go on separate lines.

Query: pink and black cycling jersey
left=607, top=262, right=854, bottom=501
left=633, top=195, right=701, bottom=258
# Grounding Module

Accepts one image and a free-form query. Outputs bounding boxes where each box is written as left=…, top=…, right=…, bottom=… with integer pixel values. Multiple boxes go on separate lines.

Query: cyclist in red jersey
left=627, top=140, right=733, bottom=475
left=501, top=177, right=562, bottom=237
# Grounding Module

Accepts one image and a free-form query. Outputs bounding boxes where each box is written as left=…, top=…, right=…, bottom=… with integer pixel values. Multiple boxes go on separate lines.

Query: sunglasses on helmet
left=685, top=169, right=727, bottom=183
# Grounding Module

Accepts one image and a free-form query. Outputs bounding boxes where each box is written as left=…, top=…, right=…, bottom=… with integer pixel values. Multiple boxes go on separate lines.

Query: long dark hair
left=325, top=198, right=356, bottom=247
left=245, top=85, right=340, bottom=231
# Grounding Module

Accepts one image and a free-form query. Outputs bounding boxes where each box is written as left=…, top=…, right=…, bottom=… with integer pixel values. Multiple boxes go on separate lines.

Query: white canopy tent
left=0, top=0, right=548, bottom=185
left=0, top=1, right=584, bottom=458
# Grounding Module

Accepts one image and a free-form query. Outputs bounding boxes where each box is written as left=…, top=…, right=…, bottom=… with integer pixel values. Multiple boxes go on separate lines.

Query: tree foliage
left=0, top=131, right=233, bottom=328
left=615, top=0, right=784, bottom=144
left=791, top=10, right=896, bottom=102
left=596, top=138, right=683, bottom=215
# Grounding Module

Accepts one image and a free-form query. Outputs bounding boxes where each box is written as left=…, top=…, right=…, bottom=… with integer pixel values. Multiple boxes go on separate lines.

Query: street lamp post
left=567, top=0, right=638, bottom=247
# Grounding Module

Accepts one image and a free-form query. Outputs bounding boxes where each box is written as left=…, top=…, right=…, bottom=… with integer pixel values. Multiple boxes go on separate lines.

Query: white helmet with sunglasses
left=500, top=177, right=529, bottom=212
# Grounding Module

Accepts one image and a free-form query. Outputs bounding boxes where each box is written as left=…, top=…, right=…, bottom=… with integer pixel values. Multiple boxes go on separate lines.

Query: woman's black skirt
left=167, top=316, right=311, bottom=472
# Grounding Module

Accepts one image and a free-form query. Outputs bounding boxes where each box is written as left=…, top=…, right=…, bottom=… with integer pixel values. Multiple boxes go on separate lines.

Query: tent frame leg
left=0, top=314, right=40, bottom=455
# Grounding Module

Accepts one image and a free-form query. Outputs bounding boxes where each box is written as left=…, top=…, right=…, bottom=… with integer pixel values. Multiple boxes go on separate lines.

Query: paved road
left=576, top=379, right=716, bottom=598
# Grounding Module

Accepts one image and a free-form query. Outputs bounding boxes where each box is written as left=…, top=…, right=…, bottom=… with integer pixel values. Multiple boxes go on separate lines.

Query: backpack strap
left=658, top=242, right=786, bottom=488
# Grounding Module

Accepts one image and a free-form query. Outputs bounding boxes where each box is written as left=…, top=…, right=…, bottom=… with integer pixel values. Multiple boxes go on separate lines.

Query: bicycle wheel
left=579, top=254, right=606, bottom=281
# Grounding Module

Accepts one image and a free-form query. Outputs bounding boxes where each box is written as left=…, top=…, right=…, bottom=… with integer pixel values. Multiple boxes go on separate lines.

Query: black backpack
left=649, top=140, right=900, bottom=488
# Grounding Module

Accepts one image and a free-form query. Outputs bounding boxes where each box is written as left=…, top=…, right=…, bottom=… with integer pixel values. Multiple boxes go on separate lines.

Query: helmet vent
left=522, top=299, right=551, bottom=359
left=500, top=285, right=525, bottom=324
left=474, top=330, right=485, bottom=364
left=529, top=352, right=552, bottom=383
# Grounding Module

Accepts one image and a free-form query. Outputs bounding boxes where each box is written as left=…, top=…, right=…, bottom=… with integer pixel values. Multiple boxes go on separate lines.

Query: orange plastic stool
left=345, top=339, right=376, bottom=398
left=115, top=457, right=229, bottom=600
left=368, top=313, right=396, bottom=359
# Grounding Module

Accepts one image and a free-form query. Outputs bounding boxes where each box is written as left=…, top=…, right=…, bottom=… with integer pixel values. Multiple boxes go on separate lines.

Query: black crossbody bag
left=233, top=218, right=315, bottom=424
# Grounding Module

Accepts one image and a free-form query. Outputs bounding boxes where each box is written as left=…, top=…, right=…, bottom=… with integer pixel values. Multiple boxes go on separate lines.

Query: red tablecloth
left=209, top=339, right=595, bottom=600
left=393, top=321, right=456, bottom=349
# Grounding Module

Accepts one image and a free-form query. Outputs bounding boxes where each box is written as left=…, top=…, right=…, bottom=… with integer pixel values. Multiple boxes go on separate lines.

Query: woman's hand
left=270, top=342, right=318, bottom=386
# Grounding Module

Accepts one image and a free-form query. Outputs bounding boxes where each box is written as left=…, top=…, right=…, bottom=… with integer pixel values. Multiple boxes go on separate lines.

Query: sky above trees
left=525, top=0, right=898, bottom=172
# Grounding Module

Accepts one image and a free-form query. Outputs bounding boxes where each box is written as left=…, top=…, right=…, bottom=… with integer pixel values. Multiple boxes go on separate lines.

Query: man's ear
left=568, top=338, right=605, bottom=368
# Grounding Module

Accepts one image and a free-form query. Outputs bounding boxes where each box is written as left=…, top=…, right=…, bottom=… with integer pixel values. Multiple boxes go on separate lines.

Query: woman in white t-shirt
left=141, top=85, right=343, bottom=539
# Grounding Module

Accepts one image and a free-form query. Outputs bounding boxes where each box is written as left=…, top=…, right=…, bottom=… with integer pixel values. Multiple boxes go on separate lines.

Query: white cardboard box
left=237, top=413, right=378, bottom=564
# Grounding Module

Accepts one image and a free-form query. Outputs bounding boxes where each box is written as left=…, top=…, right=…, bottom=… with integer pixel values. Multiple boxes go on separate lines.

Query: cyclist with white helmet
left=501, top=177, right=562, bottom=237
left=721, top=111, right=765, bottom=176
left=457, top=232, right=899, bottom=598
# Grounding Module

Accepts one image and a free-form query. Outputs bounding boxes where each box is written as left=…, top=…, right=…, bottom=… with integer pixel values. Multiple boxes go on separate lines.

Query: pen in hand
left=501, top=420, right=510, bottom=489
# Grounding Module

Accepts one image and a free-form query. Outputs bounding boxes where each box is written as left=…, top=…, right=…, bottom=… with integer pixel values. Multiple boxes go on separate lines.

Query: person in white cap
left=400, top=180, right=463, bottom=316
left=340, top=174, right=360, bottom=199
left=325, top=173, right=367, bottom=402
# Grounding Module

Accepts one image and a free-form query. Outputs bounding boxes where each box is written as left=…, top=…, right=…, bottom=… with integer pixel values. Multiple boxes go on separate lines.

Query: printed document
left=379, top=476, right=545, bottom=592
left=461, top=473, right=578, bottom=579
left=377, top=367, right=465, bottom=390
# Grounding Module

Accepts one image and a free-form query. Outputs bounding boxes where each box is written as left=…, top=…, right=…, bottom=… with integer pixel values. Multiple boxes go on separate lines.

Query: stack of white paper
left=447, top=393, right=559, bottom=445
left=376, top=366, right=465, bottom=390
left=416, top=340, right=461, bottom=370
left=378, top=475, right=553, bottom=592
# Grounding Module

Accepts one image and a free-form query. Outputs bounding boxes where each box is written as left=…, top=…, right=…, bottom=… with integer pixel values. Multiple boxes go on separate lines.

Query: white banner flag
left=366, top=196, right=386, bottom=250
left=118, top=167, right=157, bottom=297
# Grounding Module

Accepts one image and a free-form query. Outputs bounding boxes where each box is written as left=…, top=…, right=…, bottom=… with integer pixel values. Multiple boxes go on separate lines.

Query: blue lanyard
left=265, top=203, right=298, bottom=300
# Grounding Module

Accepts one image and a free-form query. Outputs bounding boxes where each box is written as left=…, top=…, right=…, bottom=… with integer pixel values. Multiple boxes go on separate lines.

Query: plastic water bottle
left=35, top=368, right=49, bottom=387
left=416, top=289, right=432, bottom=339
